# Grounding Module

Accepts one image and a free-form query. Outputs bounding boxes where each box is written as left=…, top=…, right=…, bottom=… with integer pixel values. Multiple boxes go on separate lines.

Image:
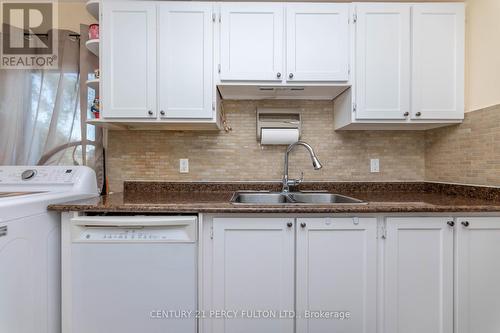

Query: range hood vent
left=217, top=84, right=350, bottom=101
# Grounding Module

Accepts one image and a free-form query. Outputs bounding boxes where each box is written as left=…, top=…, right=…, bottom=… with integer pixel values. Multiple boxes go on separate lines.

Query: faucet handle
left=288, top=172, right=304, bottom=187
left=297, top=172, right=304, bottom=184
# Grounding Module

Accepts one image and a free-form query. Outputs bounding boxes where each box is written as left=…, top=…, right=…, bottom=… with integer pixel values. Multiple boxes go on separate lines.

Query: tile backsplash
left=107, top=100, right=426, bottom=192
left=425, top=104, right=500, bottom=186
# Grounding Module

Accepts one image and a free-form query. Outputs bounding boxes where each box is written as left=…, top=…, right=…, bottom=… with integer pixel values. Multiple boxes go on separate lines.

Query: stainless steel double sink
left=230, top=191, right=366, bottom=205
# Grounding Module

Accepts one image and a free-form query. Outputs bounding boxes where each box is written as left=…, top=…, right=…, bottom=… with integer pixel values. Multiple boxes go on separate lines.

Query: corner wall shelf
left=86, top=0, right=99, bottom=20
left=86, top=79, right=99, bottom=91
left=85, top=39, right=99, bottom=57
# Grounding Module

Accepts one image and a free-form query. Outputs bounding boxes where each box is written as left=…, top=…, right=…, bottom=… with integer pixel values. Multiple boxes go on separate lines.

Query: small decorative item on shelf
left=91, top=97, right=100, bottom=119
left=94, top=68, right=100, bottom=79
left=89, top=24, right=99, bottom=40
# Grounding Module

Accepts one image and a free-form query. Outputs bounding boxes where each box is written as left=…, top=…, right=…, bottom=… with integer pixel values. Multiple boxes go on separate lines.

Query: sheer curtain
left=0, top=29, right=99, bottom=167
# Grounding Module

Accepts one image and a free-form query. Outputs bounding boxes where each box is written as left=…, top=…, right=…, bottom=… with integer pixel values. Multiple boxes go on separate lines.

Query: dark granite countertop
left=48, top=181, right=500, bottom=214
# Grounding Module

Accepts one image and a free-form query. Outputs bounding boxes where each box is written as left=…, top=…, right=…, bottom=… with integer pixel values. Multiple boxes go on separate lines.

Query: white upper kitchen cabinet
left=384, top=217, right=454, bottom=333
left=212, top=217, right=294, bottom=333
left=354, top=4, right=410, bottom=120
left=296, top=218, right=377, bottom=333
left=335, top=3, right=465, bottom=130
left=411, top=4, right=465, bottom=120
left=158, top=2, right=214, bottom=119
left=102, top=2, right=157, bottom=119
left=286, top=4, right=349, bottom=82
left=456, top=218, right=500, bottom=333
left=219, top=3, right=284, bottom=82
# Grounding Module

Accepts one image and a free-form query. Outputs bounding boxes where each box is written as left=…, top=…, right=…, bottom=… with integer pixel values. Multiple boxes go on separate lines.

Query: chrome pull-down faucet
left=282, top=141, right=323, bottom=193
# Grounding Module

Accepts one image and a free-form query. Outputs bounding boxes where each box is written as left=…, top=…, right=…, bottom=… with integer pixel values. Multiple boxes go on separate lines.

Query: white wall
left=58, top=3, right=97, bottom=32
left=465, top=0, right=500, bottom=112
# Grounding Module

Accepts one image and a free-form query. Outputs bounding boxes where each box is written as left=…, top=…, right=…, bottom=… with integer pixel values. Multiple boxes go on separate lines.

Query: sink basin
left=288, top=192, right=365, bottom=204
left=230, top=191, right=365, bottom=205
left=231, top=192, right=287, bottom=204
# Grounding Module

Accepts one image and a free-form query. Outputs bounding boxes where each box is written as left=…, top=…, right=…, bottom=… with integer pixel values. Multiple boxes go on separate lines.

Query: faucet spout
left=282, top=141, right=323, bottom=193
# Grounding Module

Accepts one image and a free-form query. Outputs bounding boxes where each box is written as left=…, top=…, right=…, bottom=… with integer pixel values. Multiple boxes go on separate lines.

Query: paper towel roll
left=260, top=128, right=299, bottom=145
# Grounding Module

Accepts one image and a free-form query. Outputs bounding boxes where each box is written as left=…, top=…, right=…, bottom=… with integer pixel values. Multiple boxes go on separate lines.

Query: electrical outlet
left=370, top=159, right=380, bottom=173
left=179, top=159, right=189, bottom=173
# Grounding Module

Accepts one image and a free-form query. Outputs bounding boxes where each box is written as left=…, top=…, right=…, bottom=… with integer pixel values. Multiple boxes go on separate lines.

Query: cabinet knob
left=462, top=221, right=470, bottom=227
left=148, top=110, right=153, bottom=116
left=289, top=73, right=294, bottom=79
left=415, top=112, right=422, bottom=117
left=277, top=72, right=282, bottom=78
left=300, top=222, right=306, bottom=228
left=160, top=110, right=165, bottom=116
left=287, top=222, right=293, bottom=228
left=447, top=221, right=455, bottom=227
left=404, top=112, right=409, bottom=117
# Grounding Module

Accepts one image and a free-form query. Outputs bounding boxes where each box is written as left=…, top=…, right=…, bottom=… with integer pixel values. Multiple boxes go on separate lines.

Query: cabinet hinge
left=348, top=64, right=351, bottom=75
left=219, top=13, right=222, bottom=23
left=378, top=222, right=387, bottom=239
left=353, top=13, right=357, bottom=24
left=218, top=64, right=221, bottom=74
left=210, top=226, right=214, bottom=239
left=0, top=225, right=7, bottom=237
left=353, top=103, right=357, bottom=113
left=212, top=12, right=216, bottom=22
left=212, top=101, right=216, bottom=111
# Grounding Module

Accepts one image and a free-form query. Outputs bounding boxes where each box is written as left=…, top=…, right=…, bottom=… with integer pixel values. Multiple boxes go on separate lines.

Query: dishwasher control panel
left=77, top=226, right=194, bottom=243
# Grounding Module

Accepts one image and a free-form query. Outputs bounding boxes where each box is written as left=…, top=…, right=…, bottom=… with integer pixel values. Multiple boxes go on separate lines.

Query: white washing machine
left=0, top=166, right=98, bottom=333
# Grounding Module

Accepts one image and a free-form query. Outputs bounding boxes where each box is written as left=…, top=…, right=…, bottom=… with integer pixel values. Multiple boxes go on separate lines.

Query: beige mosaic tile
left=425, top=104, right=500, bottom=186
left=107, top=100, right=426, bottom=192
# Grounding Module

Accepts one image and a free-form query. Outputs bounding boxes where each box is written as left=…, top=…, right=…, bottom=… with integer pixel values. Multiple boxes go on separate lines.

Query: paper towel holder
left=257, top=108, right=302, bottom=144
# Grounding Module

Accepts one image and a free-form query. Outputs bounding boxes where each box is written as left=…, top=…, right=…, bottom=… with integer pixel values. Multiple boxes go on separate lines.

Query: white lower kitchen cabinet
left=204, top=215, right=500, bottom=333
left=212, top=217, right=295, bottom=333
left=384, top=217, right=454, bottom=333
left=456, top=217, right=500, bottom=333
left=296, top=218, right=377, bottom=333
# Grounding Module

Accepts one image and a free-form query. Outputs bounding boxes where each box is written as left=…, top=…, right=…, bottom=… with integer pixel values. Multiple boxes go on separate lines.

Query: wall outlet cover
left=180, top=159, right=189, bottom=173
left=370, top=159, right=380, bottom=173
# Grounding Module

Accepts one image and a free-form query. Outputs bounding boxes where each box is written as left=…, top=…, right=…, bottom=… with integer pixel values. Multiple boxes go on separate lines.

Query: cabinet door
left=286, top=4, right=349, bottom=82
left=212, top=218, right=294, bottom=333
left=355, top=4, right=410, bottom=120
left=411, top=4, right=464, bottom=120
left=158, top=3, right=214, bottom=119
left=220, top=3, right=284, bottom=82
left=385, top=217, right=454, bottom=333
left=102, top=2, right=156, bottom=119
left=296, top=218, right=377, bottom=333
left=456, top=218, right=500, bottom=333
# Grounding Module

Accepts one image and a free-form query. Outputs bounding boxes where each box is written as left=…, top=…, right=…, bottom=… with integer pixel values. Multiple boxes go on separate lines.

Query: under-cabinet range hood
left=217, top=84, right=351, bottom=100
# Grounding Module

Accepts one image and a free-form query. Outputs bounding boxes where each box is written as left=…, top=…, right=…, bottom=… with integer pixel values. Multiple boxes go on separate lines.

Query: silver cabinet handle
left=277, top=72, right=282, bottom=78
left=447, top=221, right=455, bottom=227
left=300, top=222, right=306, bottom=228
left=287, top=222, right=293, bottom=228
left=289, top=73, right=294, bottom=79
left=404, top=112, right=409, bottom=117
left=462, top=221, right=470, bottom=227
left=147, top=110, right=153, bottom=116
left=415, top=112, right=422, bottom=117
left=160, top=110, right=165, bottom=116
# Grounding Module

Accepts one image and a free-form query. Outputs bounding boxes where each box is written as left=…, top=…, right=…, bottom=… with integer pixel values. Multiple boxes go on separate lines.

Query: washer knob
left=21, top=169, right=36, bottom=180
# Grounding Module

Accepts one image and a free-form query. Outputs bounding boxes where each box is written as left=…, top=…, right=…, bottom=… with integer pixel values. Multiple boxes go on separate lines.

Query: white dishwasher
left=62, top=215, right=197, bottom=333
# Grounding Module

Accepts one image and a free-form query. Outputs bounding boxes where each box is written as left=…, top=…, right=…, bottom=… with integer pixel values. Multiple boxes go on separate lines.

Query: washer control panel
left=0, top=167, right=78, bottom=184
